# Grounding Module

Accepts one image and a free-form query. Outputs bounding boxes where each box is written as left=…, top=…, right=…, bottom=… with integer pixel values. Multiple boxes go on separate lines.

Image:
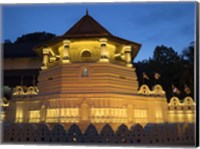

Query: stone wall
left=2, top=122, right=195, bottom=146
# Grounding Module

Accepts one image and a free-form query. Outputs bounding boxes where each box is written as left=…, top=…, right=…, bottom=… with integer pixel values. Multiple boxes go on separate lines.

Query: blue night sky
left=1, top=2, right=196, bottom=62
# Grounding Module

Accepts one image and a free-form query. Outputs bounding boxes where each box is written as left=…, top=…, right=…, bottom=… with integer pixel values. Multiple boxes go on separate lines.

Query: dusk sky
left=1, top=2, right=196, bottom=61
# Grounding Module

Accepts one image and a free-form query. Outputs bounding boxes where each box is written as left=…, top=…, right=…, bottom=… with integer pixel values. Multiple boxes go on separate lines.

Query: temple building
left=3, top=12, right=195, bottom=131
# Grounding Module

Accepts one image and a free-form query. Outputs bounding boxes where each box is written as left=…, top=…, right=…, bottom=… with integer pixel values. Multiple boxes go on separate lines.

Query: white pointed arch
left=183, top=96, right=195, bottom=106
left=152, top=84, right=165, bottom=95
left=12, top=86, right=25, bottom=96
left=169, top=97, right=181, bottom=106
left=26, top=86, right=38, bottom=95
left=138, top=85, right=151, bottom=95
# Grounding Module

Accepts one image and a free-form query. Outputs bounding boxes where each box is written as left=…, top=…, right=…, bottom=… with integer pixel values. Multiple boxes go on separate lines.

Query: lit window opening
left=82, top=68, right=89, bottom=77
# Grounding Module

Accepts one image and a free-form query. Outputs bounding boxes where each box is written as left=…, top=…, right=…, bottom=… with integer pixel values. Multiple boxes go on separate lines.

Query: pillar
left=41, top=48, right=50, bottom=70
left=80, top=103, right=89, bottom=122
left=62, top=40, right=71, bottom=63
left=99, top=38, right=109, bottom=62
left=40, top=105, right=46, bottom=122
left=50, top=57, right=56, bottom=63
left=124, top=46, right=133, bottom=67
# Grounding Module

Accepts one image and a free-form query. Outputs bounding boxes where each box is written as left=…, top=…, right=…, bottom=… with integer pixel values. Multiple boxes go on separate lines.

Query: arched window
left=82, top=50, right=91, bottom=58
left=82, top=68, right=88, bottom=77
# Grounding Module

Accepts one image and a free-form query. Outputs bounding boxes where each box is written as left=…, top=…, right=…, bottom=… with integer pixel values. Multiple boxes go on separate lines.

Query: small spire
left=86, top=8, right=89, bottom=15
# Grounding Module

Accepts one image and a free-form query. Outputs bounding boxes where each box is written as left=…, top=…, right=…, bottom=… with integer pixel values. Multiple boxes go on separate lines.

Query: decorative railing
left=138, top=84, right=165, bottom=96
left=3, top=122, right=195, bottom=145
left=12, top=86, right=39, bottom=96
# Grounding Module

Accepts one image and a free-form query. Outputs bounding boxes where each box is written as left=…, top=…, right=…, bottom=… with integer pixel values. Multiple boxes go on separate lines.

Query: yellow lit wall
left=1, top=112, right=5, bottom=121
left=167, top=97, right=195, bottom=123
left=45, top=108, right=80, bottom=123
left=134, top=109, right=148, bottom=124
left=15, top=108, right=23, bottom=123
left=29, top=110, right=40, bottom=123
left=90, top=108, right=127, bottom=123
left=57, top=40, right=117, bottom=62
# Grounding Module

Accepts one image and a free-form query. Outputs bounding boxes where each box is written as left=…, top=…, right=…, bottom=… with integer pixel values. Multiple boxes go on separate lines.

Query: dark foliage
left=14, top=32, right=56, bottom=44
left=3, top=32, right=56, bottom=58
left=135, top=43, right=194, bottom=101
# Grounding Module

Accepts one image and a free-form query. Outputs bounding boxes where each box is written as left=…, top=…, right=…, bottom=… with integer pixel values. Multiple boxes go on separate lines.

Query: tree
left=4, top=39, right=12, bottom=44
left=152, top=45, right=181, bottom=64
left=179, top=42, right=194, bottom=97
left=182, top=42, right=194, bottom=65
left=14, top=32, right=56, bottom=44
left=135, top=45, right=186, bottom=101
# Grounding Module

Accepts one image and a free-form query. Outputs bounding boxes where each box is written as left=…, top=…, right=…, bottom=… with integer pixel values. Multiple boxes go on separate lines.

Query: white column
left=124, top=46, right=133, bottom=67
left=99, top=38, right=109, bottom=62
left=62, top=40, right=70, bottom=63
left=41, top=48, right=50, bottom=70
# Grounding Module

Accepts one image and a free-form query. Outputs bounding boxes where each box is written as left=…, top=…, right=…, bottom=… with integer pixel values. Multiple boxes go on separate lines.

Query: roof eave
left=33, top=34, right=142, bottom=59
